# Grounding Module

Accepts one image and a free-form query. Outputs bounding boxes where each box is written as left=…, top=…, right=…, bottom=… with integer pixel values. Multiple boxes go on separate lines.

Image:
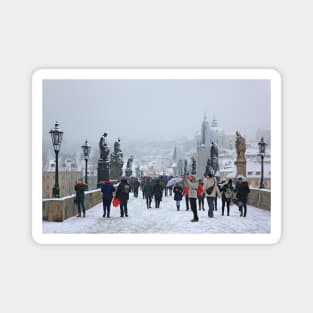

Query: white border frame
left=32, top=69, right=281, bottom=245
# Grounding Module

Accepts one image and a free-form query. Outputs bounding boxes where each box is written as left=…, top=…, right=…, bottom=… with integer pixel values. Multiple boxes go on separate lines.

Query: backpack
left=123, top=184, right=130, bottom=194
left=225, top=187, right=233, bottom=200
left=206, top=182, right=215, bottom=195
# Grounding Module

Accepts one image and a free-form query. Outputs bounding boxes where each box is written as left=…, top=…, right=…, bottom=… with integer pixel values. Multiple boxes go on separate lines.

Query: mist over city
left=43, top=79, right=270, bottom=156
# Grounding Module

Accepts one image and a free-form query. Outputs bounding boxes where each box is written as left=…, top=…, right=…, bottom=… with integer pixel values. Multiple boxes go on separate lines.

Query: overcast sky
left=43, top=79, right=270, bottom=149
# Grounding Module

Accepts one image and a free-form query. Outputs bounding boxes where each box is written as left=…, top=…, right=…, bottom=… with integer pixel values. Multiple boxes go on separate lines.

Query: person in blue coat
left=100, top=180, right=115, bottom=218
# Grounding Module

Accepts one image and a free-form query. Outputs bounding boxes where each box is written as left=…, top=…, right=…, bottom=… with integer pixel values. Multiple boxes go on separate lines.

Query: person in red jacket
left=197, top=179, right=205, bottom=211
left=183, top=184, right=190, bottom=211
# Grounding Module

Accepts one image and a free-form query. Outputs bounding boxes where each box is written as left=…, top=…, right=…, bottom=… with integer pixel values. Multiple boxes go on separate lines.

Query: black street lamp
left=258, top=137, right=267, bottom=189
left=81, top=139, right=91, bottom=190
left=49, top=121, right=63, bottom=198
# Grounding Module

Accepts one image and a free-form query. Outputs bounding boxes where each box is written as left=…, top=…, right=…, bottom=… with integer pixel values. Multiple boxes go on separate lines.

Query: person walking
left=140, top=179, right=146, bottom=199
left=197, top=179, right=205, bottom=211
left=133, top=179, right=140, bottom=198
left=116, top=178, right=131, bottom=217
left=153, top=178, right=163, bottom=208
left=143, top=179, right=153, bottom=209
left=184, top=175, right=199, bottom=222
left=236, top=177, right=250, bottom=217
left=100, top=179, right=115, bottom=218
left=219, top=179, right=233, bottom=216
left=183, top=180, right=190, bottom=211
left=203, top=173, right=221, bottom=218
left=173, top=182, right=184, bottom=210
left=74, top=179, right=87, bottom=217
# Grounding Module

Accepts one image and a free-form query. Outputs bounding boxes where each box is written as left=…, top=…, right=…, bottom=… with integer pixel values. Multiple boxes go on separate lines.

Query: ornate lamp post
left=258, top=137, right=267, bottom=189
left=49, top=121, right=63, bottom=198
left=81, top=139, right=91, bottom=190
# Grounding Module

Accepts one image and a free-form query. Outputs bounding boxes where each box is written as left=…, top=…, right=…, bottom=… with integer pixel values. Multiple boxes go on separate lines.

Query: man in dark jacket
left=236, top=178, right=250, bottom=217
left=153, top=179, right=163, bottom=208
left=133, top=179, right=140, bottom=198
left=143, top=179, right=153, bottom=209
left=100, top=180, right=115, bottom=218
left=116, top=178, right=131, bottom=217
left=74, top=179, right=87, bottom=217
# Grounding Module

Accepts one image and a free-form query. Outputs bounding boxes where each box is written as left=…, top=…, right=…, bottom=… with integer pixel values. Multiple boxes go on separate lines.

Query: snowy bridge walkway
left=43, top=194, right=270, bottom=234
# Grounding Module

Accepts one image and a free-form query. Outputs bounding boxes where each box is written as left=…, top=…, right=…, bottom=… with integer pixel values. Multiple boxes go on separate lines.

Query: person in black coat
left=236, top=178, right=250, bottom=217
left=143, top=179, right=153, bottom=209
left=116, top=178, right=131, bottom=217
left=74, top=179, right=87, bottom=217
left=173, top=182, right=183, bottom=210
left=100, top=180, right=115, bottom=218
left=219, top=179, right=234, bottom=216
left=153, top=179, right=163, bottom=208
left=133, top=179, right=140, bottom=198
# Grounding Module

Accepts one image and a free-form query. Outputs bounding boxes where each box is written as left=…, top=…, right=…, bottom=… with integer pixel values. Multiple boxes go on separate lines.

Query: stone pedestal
left=97, top=159, right=110, bottom=186
left=110, top=163, right=122, bottom=181
left=235, top=160, right=246, bottom=177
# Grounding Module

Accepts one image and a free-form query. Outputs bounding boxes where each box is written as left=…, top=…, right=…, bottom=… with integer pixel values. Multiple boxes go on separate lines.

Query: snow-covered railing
left=42, top=189, right=102, bottom=222
left=247, top=188, right=271, bottom=211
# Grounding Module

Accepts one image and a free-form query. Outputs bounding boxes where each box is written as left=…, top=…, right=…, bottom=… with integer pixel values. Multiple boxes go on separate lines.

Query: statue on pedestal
left=99, top=133, right=109, bottom=161
left=204, top=142, right=219, bottom=178
left=97, top=132, right=110, bottom=186
left=235, top=131, right=247, bottom=177
left=110, top=138, right=124, bottom=180
left=235, top=131, right=246, bottom=161
left=125, top=155, right=134, bottom=177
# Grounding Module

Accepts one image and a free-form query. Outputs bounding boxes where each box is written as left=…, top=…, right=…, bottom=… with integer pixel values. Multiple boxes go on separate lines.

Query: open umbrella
left=166, top=177, right=183, bottom=187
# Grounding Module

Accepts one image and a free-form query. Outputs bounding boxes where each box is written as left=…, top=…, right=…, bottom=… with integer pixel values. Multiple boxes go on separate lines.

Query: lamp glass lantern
left=258, top=137, right=266, bottom=155
left=49, top=121, right=63, bottom=198
left=49, top=121, right=63, bottom=152
left=82, top=139, right=91, bottom=160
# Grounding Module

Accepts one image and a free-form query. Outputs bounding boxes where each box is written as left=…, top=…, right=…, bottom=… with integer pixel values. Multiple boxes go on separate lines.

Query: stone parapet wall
left=43, top=189, right=102, bottom=222
left=247, top=188, right=271, bottom=211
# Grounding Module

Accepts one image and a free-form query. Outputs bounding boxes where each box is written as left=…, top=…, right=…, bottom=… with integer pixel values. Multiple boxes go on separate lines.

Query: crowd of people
left=74, top=174, right=250, bottom=222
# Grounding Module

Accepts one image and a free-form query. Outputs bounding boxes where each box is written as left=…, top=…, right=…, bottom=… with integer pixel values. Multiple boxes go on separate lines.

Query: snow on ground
left=43, top=193, right=270, bottom=234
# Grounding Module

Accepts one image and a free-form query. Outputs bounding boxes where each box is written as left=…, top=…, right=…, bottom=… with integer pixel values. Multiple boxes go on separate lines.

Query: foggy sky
left=43, top=79, right=270, bottom=149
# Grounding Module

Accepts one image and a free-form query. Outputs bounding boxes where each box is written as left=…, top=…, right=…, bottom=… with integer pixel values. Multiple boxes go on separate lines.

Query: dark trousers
left=207, top=197, right=215, bottom=217
left=169, top=188, right=173, bottom=196
left=214, top=196, right=217, bottom=210
left=134, top=188, right=139, bottom=197
left=164, top=187, right=168, bottom=197
left=155, top=197, right=161, bottom=208
left=189, top=198, right=198, bottom=221
left=120, top=199, right=128, bottom=217
left=185, top=195, right=189, bottom=210
left=198, top=195, right=204, bottom=210
left=102, top=199, right=111, bottom=217
left=146, top=195, right=152, bottom=208
left=77, top=198, right=86, bottom=216
left=239, top=200, right=247, bottom=217
left=222, top=198, right=231, bottom=216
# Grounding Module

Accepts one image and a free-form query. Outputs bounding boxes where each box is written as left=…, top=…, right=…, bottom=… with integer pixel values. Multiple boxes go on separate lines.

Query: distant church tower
left=200, top=114, right=209, bottom=147
left=211, top=115, right=218, bottom=128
